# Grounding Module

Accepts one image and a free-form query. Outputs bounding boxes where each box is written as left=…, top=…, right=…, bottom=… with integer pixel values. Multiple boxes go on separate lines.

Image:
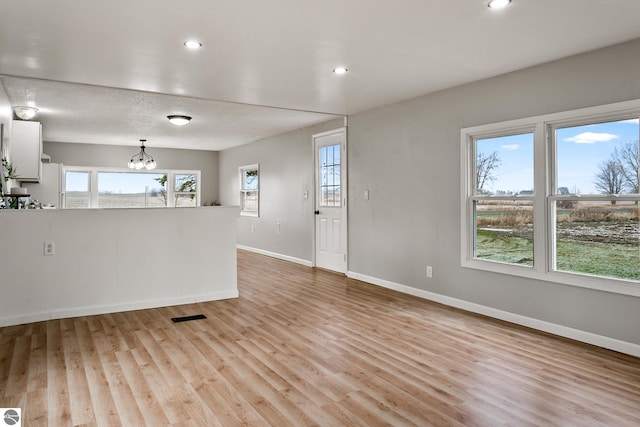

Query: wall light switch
left=44, top=241, right=55, bottom=256
left=364, top=190, right=370, bottom=200
left=304, top=191, right=309, bottom=199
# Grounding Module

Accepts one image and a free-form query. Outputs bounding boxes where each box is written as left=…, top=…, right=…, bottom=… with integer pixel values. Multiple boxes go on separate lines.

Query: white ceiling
left=2, top=0, right=640, bottom=150
left=0, top=76, right=338, bottom=150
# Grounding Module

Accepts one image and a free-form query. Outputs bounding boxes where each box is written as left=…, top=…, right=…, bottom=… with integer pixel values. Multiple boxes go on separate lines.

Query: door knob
left=315, top=210, right=320, bottom=215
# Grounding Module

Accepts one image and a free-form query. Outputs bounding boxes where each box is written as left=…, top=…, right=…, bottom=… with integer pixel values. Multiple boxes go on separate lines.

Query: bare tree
left=614, top=141, right=639, bottom=194
left=594, top=159, right=625, bottom=204
left=476, top=151, right=501, bottom=194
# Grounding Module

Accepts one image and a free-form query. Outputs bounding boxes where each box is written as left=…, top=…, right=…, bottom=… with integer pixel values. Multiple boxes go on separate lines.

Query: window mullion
left=546, top=122, right=556, bottom=275
left=533, top=122, right=547, bottom=274
left=90, top=170, right=98, bottom=208
left=166, top=172, right=175, bottom=207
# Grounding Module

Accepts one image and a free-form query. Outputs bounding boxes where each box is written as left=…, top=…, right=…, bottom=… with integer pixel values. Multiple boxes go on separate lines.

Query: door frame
left=312, top=127, right=348, bottom=272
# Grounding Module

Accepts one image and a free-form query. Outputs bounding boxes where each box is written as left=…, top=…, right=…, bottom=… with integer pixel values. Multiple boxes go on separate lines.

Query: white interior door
left=314, top=128, right=347, bottom=273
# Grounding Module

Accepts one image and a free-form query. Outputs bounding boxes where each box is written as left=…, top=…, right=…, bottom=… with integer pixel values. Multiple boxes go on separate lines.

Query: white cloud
left=501, top=144, right=519, bottom=151
left=564, top=132, right=619, bottom=144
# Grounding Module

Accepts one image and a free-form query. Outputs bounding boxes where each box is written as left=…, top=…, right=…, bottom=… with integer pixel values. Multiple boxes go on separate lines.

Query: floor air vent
left=171, top=314, right=207, bottom=323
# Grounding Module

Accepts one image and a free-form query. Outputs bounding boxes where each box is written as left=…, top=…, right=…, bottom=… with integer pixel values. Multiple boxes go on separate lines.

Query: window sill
left=462, top=258, right=640, bottom=298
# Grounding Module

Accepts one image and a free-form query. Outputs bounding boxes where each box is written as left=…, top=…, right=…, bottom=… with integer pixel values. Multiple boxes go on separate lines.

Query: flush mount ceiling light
left=333, top=67, right=348, bottom=75
left=167, top=115, right=192, bottom=126
left=13, top=106, right=39, bottom=120
left=184, top=40, right=202, bottom=49
left=488, top=0, right=511, bottom=9
left=128, top=139, right=157, bottom=170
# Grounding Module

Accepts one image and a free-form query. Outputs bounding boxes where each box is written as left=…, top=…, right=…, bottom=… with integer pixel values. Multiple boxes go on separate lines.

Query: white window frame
left=461, top=99, right=640, bottom=297
left=62, top=166, right=201, bottom=209
left=239, top=163, right=259, bottom=217
left=61, top=168, right=93, bottom=209
left=172, top=171, right=200, bottom=207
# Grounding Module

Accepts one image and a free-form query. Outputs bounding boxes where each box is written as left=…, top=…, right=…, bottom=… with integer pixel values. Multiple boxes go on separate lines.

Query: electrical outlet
left=426, top=265, right=433, bottom=278
left=276, top=221, right=281, bottom=232
left=44, top=241, right=55, bottom=256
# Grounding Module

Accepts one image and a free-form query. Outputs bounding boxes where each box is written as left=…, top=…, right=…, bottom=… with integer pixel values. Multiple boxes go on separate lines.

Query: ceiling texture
left=2, top=0, right=640, bottom=151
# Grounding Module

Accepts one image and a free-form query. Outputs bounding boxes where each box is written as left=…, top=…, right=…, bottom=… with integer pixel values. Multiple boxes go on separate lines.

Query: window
left=552, top=119, right=639, bottom=282
left=462, top=100, right=640, bottom=296
left=240, top=164, right=259, bottom=217
left=97, top=172, right=166, bottom=208
left=319, top=144, right=341, bottom=207
left=174, top=174, right=198, bottom=207
left=62, top=166, right=200, bottom=209
left=64, top=171, right=91, bottom=209
left=473, top=132, right=535, bottom=266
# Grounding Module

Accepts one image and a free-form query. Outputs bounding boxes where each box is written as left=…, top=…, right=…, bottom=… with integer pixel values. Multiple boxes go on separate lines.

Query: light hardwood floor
left=1, top=250, right=639, bottom=426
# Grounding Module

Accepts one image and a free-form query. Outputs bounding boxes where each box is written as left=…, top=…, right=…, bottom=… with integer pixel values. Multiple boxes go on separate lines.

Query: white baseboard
left=237, top=245, right=313, bottom=267
left=347, top=271, right=640, bottom=358
left=0, top=290, right=239, bottom=328
left=0, top=311, right=52, bottom=328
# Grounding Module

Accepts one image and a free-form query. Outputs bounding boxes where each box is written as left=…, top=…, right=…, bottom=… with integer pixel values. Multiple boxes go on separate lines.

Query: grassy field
left=555, top=237, right=640, bottom=281
left=475, top=201, right=639, bottom=281
left=475, top=229, right=533, bottom=266
left=477, top=229, right=640, bottom=281
left=65, top=193, right=196, bottom=209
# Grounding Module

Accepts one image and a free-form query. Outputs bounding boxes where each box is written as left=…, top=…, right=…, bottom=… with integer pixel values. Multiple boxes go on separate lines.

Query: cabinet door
left=11, top=121, right=42, bottom=182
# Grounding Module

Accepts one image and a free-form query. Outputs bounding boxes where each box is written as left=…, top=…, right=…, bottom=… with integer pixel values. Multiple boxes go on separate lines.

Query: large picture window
left=462, top=100, right=640, bottom=296
left=97, top=172, right=167, bottom=208
left=62, top=167, right=201, bottom=209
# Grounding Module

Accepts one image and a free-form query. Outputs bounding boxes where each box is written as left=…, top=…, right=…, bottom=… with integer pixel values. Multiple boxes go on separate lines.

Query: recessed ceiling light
left=488, top=0, right=511, bottom=9
left=184, top=40, right=202, bottom=49
left=333, top=67, right=348, bottom=75
left=167, top=115, right=192, bottom=126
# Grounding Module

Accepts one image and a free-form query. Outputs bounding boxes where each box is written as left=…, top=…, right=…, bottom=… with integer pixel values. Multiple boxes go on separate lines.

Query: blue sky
left=477, top=118, right=639, bottom=194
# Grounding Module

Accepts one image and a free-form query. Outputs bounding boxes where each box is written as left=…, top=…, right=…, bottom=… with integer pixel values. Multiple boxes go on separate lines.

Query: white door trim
left=312, top=127, right=348, bottom=272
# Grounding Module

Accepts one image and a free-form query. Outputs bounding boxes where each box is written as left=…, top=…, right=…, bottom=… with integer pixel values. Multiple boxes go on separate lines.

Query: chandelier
left=127, top=139, right=157, bottom=170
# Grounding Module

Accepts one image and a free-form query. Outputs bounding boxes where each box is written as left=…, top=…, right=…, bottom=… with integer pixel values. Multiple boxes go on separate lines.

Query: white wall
left=44, top=141, right=220, bottom=205
left=218, top=38, right=640, bottom=354
left=0, top=207, right=239, bottom=326
left=347, top=38, right=640, bottom=350
left=219, top=118, right=343, bottom=264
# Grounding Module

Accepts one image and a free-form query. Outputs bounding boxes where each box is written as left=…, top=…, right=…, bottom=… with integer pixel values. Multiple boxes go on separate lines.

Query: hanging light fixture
left=167, top=115, right=192, bottom=126
left=128, top=139, right=157, bottom=170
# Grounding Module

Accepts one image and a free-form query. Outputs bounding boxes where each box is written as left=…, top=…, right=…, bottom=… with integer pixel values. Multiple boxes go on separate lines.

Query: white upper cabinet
left=11, top=120, right=42, bottom=182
